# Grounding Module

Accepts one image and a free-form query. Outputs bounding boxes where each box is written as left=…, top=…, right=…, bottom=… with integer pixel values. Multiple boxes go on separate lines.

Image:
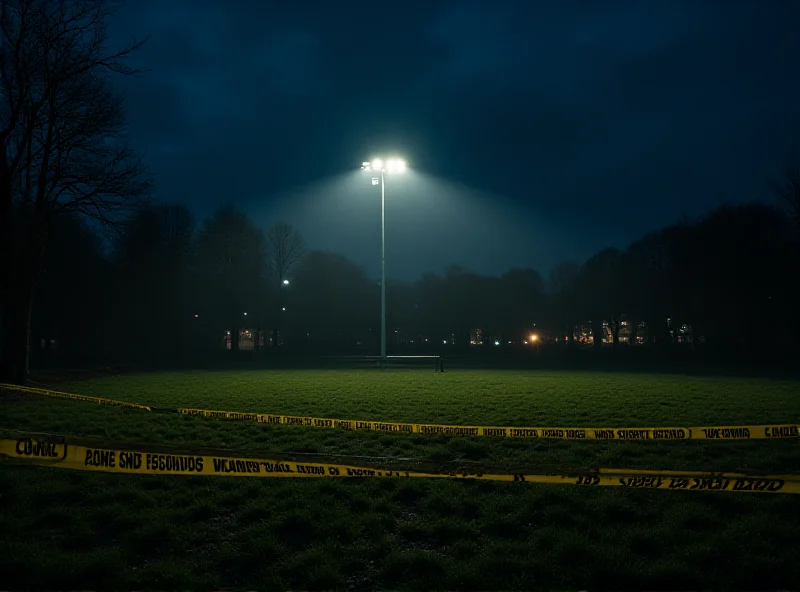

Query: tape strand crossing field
left=3, top=382, right=798, bottom=441
left=3, top=435, right=799, bottom=494
left=178, top=408, right=800, bottom=441
left=1, top=383, right=150, bottom=411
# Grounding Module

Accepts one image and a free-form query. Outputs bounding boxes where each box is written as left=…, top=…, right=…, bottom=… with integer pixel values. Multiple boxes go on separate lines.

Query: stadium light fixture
left=360, top=156, right=407, bottom=364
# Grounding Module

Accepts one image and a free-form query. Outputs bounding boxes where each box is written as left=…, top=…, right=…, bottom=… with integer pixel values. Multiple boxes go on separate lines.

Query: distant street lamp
left=361, top=157, right=406, bottom=363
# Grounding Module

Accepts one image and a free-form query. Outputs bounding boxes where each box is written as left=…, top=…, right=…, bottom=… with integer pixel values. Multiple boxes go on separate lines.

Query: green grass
left=2, top=369, right=800, bottom=590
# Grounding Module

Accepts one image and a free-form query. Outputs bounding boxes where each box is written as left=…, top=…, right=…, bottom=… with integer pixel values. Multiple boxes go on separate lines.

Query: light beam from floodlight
left=387, top=159, right=406, bottom=173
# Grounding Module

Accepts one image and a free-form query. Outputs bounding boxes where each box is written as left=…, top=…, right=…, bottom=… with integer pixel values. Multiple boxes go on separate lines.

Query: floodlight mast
left=360, top=158, right=406, bottom=365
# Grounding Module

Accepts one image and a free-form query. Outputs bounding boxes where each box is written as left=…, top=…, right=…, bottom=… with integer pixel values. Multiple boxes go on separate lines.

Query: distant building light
left=494, top=340, right=500, bottom=346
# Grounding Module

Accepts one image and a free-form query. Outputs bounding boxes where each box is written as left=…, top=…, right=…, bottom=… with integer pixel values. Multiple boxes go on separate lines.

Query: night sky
left=110, top=0, right=800, bottom=281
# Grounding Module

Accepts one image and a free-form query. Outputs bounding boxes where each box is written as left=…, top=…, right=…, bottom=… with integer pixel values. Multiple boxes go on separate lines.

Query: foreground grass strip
left=4, top=435, right=799, bottom=494
left=4, top=371, right=798, bottom=590
left=3, top=381, right=798, bottom=441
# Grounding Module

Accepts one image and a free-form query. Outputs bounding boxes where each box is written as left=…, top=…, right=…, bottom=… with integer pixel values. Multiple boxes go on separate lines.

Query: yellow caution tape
left=3, top=436, right=799, bottom=493
left=4, top=382, right=798, bottom=442
left=0, top=383, right=151, bottom=411
left=178, top=408, right=800, bottom=441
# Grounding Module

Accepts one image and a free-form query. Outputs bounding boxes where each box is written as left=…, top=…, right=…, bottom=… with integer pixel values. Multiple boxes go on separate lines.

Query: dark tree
left=576, top=248, right=626, bottom=349
left=266, top=221, right=305, bottom=347
left=687, top=203, right=792, bottom=352
left=196, top=205, right=267, bottom=352
left=111, top=204, right=195, bottom=361
left=773, top=159, right=800, bottom=236
left=548, top=261, right=579, bottom=347
left=386, top=280, right=417, bottom=350
left=0, top=0, right=148, bottom=382
left=500, top=268, right=545, bottom=342
left=416, top=272, right=447, bottom=343
left=442, top=265, right=477, bottom=346
left=32, top=213, right=108, bottom=365
left=626, top=225, right=688, bottom=348
left=266, top=221, right=305, bottom=284
left=289, top=250, right=373, bottom=351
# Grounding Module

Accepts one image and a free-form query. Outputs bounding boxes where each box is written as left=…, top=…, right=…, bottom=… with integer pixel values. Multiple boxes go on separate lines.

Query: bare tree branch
left=266, top=221, right=306, bottom=283
left=1, top=0, right=150, bottom=228
left=771, top=160, right=800, bottom=235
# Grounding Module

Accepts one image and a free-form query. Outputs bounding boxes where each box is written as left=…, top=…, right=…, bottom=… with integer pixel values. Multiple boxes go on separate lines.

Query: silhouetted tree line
left=11, top=196, right=800, bottom=373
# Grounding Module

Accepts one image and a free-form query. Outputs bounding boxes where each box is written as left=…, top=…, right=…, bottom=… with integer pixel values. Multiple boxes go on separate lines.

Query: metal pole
left=380, top=168, right=386, bottom=365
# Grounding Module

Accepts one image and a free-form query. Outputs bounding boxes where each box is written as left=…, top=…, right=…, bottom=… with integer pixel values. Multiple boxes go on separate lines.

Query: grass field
left=2, top=369, right=800, bottom=590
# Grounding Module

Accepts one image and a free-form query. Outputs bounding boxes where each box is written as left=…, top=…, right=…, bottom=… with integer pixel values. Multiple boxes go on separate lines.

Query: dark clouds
left=109, top=0, right=800, bottom=280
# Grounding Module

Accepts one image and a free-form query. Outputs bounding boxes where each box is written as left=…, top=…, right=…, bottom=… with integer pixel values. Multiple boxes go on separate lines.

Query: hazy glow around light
left=269, top=169, right=568, bottom=286
left=530, top=334, right=538, bottom=342
left=371, top=158, right=383, bottom=171
left=283, top=279, right=290, bottom=285
left=387, top=158, right=406, bottom=173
